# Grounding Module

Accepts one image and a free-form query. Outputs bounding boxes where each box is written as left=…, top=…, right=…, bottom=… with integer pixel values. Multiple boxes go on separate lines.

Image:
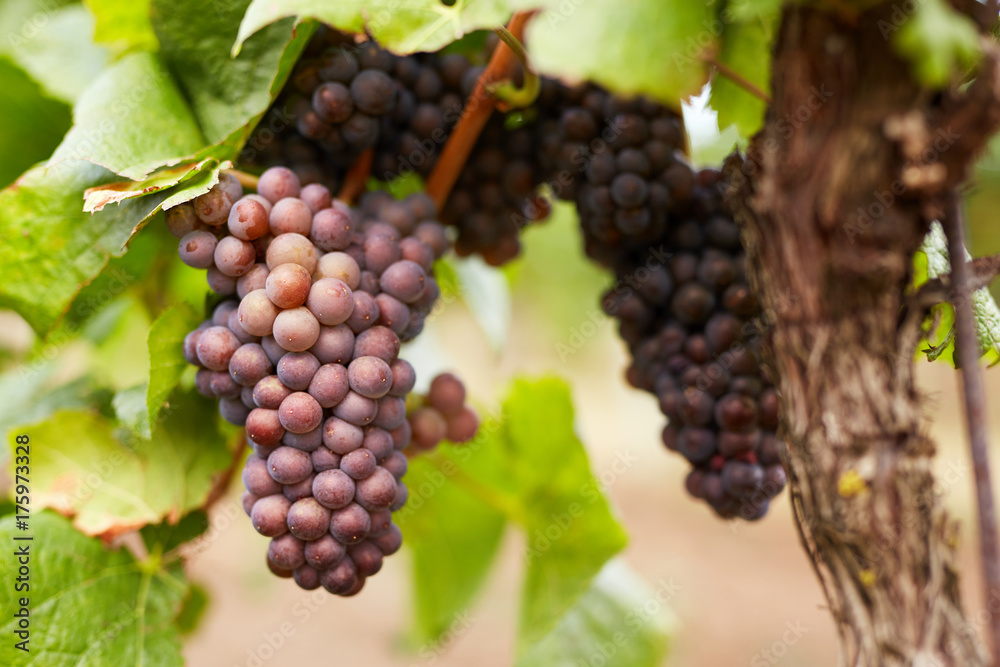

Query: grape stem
left=706, top=57, right=772, bottom=104
left=425, top=11, right=535, bottom=211
left=225, top=168, right=260, bottom=191
left=488, top=26, right=541, bottom=110
left=944, top=193, right=1000, bottom=665
left=337, top=148, right=374, bottom=204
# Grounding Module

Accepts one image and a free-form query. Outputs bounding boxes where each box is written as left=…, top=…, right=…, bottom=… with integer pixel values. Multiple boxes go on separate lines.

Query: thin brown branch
left=425, top=11, right=534, bottom=211
left=203, top=433, right=247, bottom=511
left=944, top=194, right=1000, bottom=665
left=225, top=168, right=259, bottom=191
left=337, top=148, right=374, bottom=205
left=707, top=57, right=772, bottom=104
left=910, top=252, right=1000, bottom=310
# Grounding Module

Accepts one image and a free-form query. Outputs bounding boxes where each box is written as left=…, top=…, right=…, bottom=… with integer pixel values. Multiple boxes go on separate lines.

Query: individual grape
left=340, top=448, right=377, bottom=480
left=314, top=251, right=361, bottom=288
left=329, top=503, right=371, bottom=544
left=192, top=185, right=233, bottom=226
left=220, top=397, right=251, bottom=425
left=348, top=356, right=392, bottom=399
left=446, top=407, right=478, bottom=443
left=313, top=82, right=354, bottom=123
left=268, top=534, right=306, bottom=570
left=266, top=263, right=312, bottom=309
left=349, top=541, right=384, bottom=577
left=273, top=307, right=321, bottom=352
left=304, top=534, right=346, bottom=570
left=671, top=283, right=716, bottom=326
left=370, top=522, right=402, bottom=555
left=242, top=492, right=258, bottom=516
left=399, top=236, right=434, bottom=272
left=229, top=343, right=272, bottom=386
left=410, top=407, right=447, bottom=450
left=361, top=427, right=393, bottom=462
left=294, top=565, right=322, bottom=590
left=209, top=371, right=241, bottom=398
left=165, top=203, right=202, bottom=238
left=228, top=198, right=270, bottom=240
left=308, top=363, right=350, bottom=407
left=212, top=301, right=239, bottom=326
left=239, top=289, right=280, bottom=337
left=307, top=278, right=355, bottom=325
left=283, top=427, right=323, bottom=452
left=373, top=396, right=406, bottom=430
left=267, top=446, right=313, bottom=484
left=311, top=210, right=355, bottom=253
left=287, top=498, right=333, bottom=541
left=350, top=70, right=396, bottom=115
left=382, top=450, right=408, bottom=480
left=715, top=393, right=758, bottom=432
left=389, top=419, right=412, bottom=450
left=243, top=455, right=283, bottom=496
left=368, top=508, right=392, bottom=537
left=266, top=233, right=319, bottom=273
left=218, top=171, right=244, bottom=204
left=414, top=221, right=449, bottom=258
left=427, top=373, right=465, bottom=417
left=269, top=198, right=313, bottom=236
left=357, top=270, right=379, bottom=294
left=278, top=392, right=323, bottom=434
left=253, top=375, right=292, bottom=409
left=374, top=294, right=410, bottom=335
left=311, top=324, right=355, bottom=365
left=178, top=230, right=218, bottom=269
left=341, top=113, right=378, bottom=147
left=311, top=447, right=342, bottom=472
left=332, top=391, right=378, bottom=426
left=251, top=494, right=291, bottom=537
left=322, top=416, right=364, bottom=454
left=319, top=47, right=359, bottom=82
left=390, top=481, right=408, bottom=511
left=183, top=327, right=205, bottom=366
left=195, top=369, right=215, bottom=397
left=258, top=166, right=301, bottom=203
left=321, top=557, right=359, bottom=594
left=363, top=232, right=402, bottom=275
left=609, top=173, right=649, bottom=208
left=352, top=326, right=400, bottom=363
left=267, top=558, right=293, bottom=579
left=300, top=183, right=332, bottom=213
left=379, top=260, right=426, bottom=303
left=283, top=473, right=316, bottom=502
left=346, top=291, right=380, bottom=333
left=207, top=266, right=238, bottom=295
left=237, top=264, right=270, bottom=299
left=196, top=326, right=241, bottom=371
left=226, top=309, right=258, bottom=344
left=276, top=351, right=321, bottom=391
left=214, top=236, right=257, bottom=277
left=354, top=467, right=396, bottom=510
left=387, top=359, right=416, bottom=397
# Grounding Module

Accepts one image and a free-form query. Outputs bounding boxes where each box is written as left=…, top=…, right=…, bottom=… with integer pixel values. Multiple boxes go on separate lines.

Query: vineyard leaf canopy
left=10, top=389, right=232, bottom=538
left=235, top=0, right=511, bottom=55
left=0, top=512, right=192, bottom=667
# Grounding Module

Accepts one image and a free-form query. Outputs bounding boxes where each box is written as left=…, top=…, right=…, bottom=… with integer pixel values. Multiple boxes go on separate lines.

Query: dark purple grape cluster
left=535, top=85, right=688, bottom=268
left=170, top=166, right=450, bottom=594
left=600, top=167, right=785, bottom=520
left=406, top=372, right=479, bottom=451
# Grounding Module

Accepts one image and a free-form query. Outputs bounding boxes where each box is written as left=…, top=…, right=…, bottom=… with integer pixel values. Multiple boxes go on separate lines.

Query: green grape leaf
left=708, top=14, right=774, bottom=138
left=236, top=0, right=511, bottom=56
left=913, top=222, right=1000, bottom=365
left=510, top=0, right=715, bottom=105
left=113, top=383, right=152, bottom=439
left=151, top=0, right=314, bottom=149
left=85, top=0, right=159, bottom=53
left=49, top=51, right=205, bottom=181
left=83, top=159, right=219, bottom=213
left=503, top=378, right=628, bottom=651
left=0, top=512, right=192, bottom=667
left=10, top=389, right=232, bottom=538
left=146, top=303, right=201, bottom=435
left=140, top=511, right=210, bottom=554
left=517, top=560, right=674, bottom=667
left=0, top=1, right=110, bottom=104
left=0, top=362, right=99, bottom=444
left=0, top=57, right=72, bottom=189
left=892, top=0, right=980, bottom=88
left=397, top=445, right=508, bottom=645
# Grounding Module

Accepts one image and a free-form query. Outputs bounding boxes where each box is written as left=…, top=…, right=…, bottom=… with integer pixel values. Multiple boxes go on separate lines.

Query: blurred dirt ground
left=182, top=295, right=1000, bottom=667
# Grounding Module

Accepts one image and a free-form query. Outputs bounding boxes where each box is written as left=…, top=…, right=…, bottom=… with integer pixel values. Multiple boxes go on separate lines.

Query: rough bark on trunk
left=724, top=5, right=1000, bottom=666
